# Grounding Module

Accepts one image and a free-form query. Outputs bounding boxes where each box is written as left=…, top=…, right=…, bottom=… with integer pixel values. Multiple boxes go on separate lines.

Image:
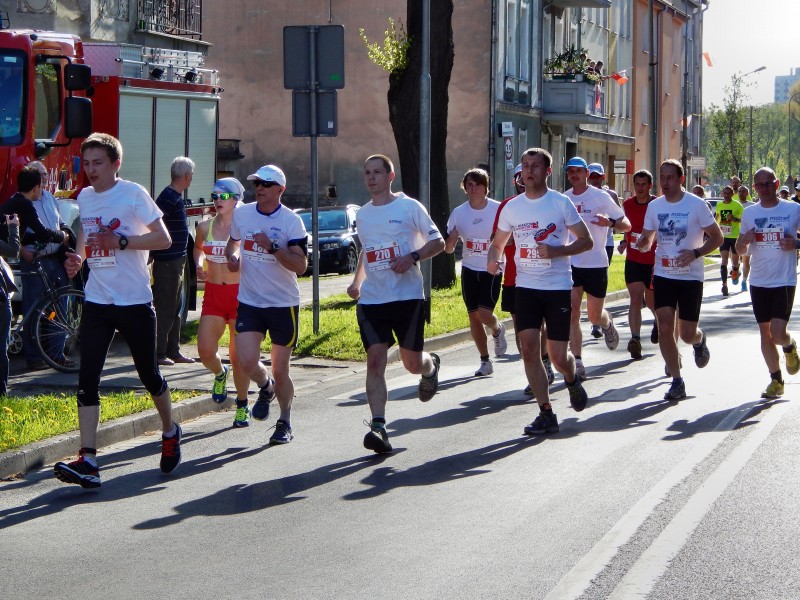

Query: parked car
left=706, top=197, right=721, bottom=214
left=297, top=204, right=361, bottom=275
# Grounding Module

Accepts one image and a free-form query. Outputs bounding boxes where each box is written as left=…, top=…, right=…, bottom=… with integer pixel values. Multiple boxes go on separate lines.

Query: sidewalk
left=1, top=260, right=721, bottom=479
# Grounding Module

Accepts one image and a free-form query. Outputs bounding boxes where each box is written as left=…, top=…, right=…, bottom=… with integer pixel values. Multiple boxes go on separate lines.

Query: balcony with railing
left=542, top=76, right=607, bottom=125
left=136, top=0, right=202, bottom=40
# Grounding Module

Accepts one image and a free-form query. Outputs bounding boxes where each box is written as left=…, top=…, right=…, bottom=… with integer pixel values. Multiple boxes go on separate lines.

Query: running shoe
left=741, top=280, right=748, bottom=291
left=664, top=379, right=686, bottom=400
left=730, top=268, right=740, bottom=285
left=252, top=378, right=275, bottom=421
left=493, top=322, right=508, bottom=356
left=232, top=403, right=250, bottom=428
left=474, top=359, right=493, bottom=377
left=665, top=354, right=683, bottom=378
left=523, top=384, right=534, bottom=396
left=761, top=379, right=784, bottom=399
left=575, top=358, right=587, bottom=381
left=160, top=424, right=182, bottom=474
left=54, top=452, right=101, bottom=488
left=785, top=339, right=800, bottom=375
left=211, top=365, right=229, bottom=404
left=693, top=332, right=710, bottom=368
left=590, top=324, right=602, bottom=339
left=603, top=318, right=620, bottom=351
left=650, top=323, right=659, bottom=345
left=627, top=336, right=642, bottom=360
left=567, top=379, right=588, bottom=412
left=721, top=285, right=729, bottom=297
left=269, top=419, right=294, bottom=445
left=418, top=353, right=440, bottom=402
left=523, top=411, right=559, bottom=435
left=543, top=355, right=556, bottom=385
left=363, top=420, right=393, bottom=454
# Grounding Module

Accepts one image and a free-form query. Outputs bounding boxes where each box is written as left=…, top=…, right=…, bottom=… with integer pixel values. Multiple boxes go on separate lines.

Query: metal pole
left=420, top=0, right=432, bottom=315
left=748, top=104, right=754, bottom=187
left=648, top=0, right=658, bottom=192
left=309, top=26, right=320, bottom=333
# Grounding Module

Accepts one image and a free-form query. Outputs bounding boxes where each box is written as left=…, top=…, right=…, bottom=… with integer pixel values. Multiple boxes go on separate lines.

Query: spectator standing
left=0, top=214, right=20, bottom=396
left=54, top=133, right=181, bottom=488
left=1, top=165, right=69, bottom=370
left=152, top=156, right=196, bottom=366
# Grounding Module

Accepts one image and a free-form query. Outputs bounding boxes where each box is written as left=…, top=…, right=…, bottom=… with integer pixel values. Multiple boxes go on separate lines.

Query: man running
left=736, top=167, right=800, bottom=398
left=489, top=148, right=592, bottom=435
left=347, top=154, right=444, bottom=454
left=226, top=165, right=308, bottom=445
left=636, top=159, right=723, bottom=400
left=715, top=185, right=744, bottom=296
left=738, top=186, right=756, bottom=291
left=445, top=168, right=506, bottom=376
left=564, top=156, right=630, bottom=380
left=617, top=169, right=658, bottom=359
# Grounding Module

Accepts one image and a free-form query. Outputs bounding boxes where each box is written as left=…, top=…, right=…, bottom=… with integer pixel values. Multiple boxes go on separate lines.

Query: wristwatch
left=118, top=234, right=128, bottom=250
left=411, top=251, right=421, bottom=265
left=268, top=241, right=279, bottom=254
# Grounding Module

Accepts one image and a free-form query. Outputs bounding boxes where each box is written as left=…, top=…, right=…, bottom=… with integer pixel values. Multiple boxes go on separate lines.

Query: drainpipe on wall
left=648, top=0, right=658, bottom=187
left=488, top=0, right=497, bottom=197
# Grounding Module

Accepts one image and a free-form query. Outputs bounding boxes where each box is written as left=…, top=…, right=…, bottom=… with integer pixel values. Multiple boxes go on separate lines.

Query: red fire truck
left=0, top=23, right=221, bottom=322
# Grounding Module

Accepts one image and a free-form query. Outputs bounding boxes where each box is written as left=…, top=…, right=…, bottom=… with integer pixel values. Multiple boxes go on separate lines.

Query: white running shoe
left=493, top=322, right=508, bottom=356
left=602, top=318, right=620, bottom=351
left=575, top=358, right=587, bottom=381
left=474, top=359, right=494, bottom=377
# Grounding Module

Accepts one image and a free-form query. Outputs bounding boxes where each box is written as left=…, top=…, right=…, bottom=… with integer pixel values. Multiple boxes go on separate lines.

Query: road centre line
left=607, top=396, right=794, bottom=599
left=544, top=399, right=766, bottom=600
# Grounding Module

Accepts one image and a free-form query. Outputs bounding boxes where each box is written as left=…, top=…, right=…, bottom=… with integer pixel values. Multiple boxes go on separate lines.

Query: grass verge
left=1, top=389, right=200, bottom=453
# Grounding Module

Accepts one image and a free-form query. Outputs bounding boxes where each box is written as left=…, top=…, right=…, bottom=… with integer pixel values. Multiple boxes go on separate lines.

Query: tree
left=360, top=2, right=456, bottom=289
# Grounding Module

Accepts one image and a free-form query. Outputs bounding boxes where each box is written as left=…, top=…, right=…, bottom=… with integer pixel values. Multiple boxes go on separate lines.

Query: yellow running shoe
left=785, top=340, right=800, bottom=376
left=761, top=379, right=784, bottom=399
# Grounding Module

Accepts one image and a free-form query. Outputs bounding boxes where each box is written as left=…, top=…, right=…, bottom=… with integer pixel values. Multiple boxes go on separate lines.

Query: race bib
left=518, top=243, right=551, bottom=271
left=87, top=247, right=116, bottom=268
left=242, top=233, right=275, bottom=263
left=365, top=242, right=401, bottom=272
left=203, top=241, right=228, bottom=264
left=465, top=238, right=490, bottom=256
left=661, top=255, right=690, bottom=275
left=754, top=227, right=783, bottom=249
left=720, top=224, right=732, bottom=235
left=629, top=231, right=641, bottom=244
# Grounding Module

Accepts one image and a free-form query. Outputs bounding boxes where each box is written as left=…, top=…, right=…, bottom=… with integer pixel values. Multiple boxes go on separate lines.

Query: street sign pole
left=309, top=27, right=320, bottom=333
left=420, top=0, right=431, bottom=322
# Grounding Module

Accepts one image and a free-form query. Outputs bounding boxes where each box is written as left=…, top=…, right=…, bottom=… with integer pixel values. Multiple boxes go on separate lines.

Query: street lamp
left=733, top=66, right=766, bottom=187
left=789, top=91, right=800, bottom=185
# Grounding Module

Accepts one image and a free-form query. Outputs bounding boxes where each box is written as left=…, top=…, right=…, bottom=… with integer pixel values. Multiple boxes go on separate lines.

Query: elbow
left=157, top=233, right=172, bottom=250
left=433, top=238, right=446, bottom=254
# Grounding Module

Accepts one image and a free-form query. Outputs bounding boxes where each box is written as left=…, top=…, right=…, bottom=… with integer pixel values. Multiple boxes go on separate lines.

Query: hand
left=779, top=234, right=795, bottom=251
left=740, top=228, right=756, bottom=246
left=617, top=240, right=626, bottom=254
left=676, top=248, right=697, bottom=267
left=5, top=214, right=19, bottom=227
left=61, top=229, right=69, bottom=245
left=536, top=243, right=555, bottom=259
left=390, top=254, right=414, bottom=274
left=487, top=259, right=503, bottom=275
left=253, top=232, right=271, bottom=249
left=64, top=251, right=82, bottom=279
left=591, top=214, right=612, bottom=227
left=226, top=255, right=240, bottom=272
left=196, top=264, right=208, bottom=281
left=347, top=281, right=361, bottom=300
left=87, top=225, right=120, bottom=251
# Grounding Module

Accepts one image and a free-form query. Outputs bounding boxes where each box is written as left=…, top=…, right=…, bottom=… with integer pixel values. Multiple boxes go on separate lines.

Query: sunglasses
left=252, top=180, right=280, bottom=188
left=211, top=192, right=239, bottom=201
left=753, top=180, right=777, bottom=188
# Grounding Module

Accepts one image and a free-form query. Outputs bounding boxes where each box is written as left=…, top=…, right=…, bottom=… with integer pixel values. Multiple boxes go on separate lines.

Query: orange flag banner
left=703, top=52, right=713, bottom=67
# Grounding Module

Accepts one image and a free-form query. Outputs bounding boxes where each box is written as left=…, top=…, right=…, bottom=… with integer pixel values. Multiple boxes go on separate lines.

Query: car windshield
left=300, top=210, right=349, bottom=231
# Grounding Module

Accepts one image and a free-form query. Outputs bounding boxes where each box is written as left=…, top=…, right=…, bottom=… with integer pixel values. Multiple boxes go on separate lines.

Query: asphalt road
left=1, top=277, right=799, bottom=599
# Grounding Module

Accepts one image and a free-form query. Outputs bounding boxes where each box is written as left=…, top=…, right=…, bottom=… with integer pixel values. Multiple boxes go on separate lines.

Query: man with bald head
left=736, top=167, right=800, bottom=399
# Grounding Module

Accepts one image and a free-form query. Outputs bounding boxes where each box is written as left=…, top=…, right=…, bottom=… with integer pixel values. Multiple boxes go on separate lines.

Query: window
left=504, top=0, right=535, bottom=105
left=0, top=51, right=25, bottom=146
left=505, top=0, right=518, bottom=78
left=34, top=62, right=61, bottom=141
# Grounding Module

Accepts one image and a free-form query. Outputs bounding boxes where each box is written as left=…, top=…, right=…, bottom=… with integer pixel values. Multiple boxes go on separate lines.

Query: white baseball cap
left=247, top=165, right=287, bottom=187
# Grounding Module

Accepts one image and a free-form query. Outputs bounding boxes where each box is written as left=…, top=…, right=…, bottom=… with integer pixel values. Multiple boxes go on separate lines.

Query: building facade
left=775, top=68, right=800, bottom=104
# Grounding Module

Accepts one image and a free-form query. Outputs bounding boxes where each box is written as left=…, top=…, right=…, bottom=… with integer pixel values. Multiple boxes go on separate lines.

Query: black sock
left=541, top=402, right=553, bottom=414
left=632, top=334, right=641, bottom=340
left=372, top=416, right=386, bottom=428
left=480, top=354, right=489, bottom=361
left=720, top=265, right=728, bottom=283
left=80, top=447, right=97, bottom=457
left=672, top=377, right=683, bottom=384
left=541, top=353, right=549, bottom=361
left=236, top=398, right=248, bottom=408
left=770, top=370, right=783, bottom=383
left=783, top=341, right=796, bottom=353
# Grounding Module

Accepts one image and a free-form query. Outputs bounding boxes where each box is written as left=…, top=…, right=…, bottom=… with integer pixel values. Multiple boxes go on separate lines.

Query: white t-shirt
left=740, top=200, right=800, bottom=288
left=230, top=202, right=307, bottom=308
left=78, top=179, right=163, bottom=305
left=643, top=192, right=716, bottom=281
left=446, top=199, right=500, bottom=272
left=357, top=193, right=443, bottom=304
left=565, top=185, right=624, bottom=269
left=497, top=189, right=582, bottom=291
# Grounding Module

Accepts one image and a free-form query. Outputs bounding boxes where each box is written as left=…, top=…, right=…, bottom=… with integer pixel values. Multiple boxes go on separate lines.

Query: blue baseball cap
left=587, top=163, right=605, bottom=176
left=565, top=156, right=588, bottom=170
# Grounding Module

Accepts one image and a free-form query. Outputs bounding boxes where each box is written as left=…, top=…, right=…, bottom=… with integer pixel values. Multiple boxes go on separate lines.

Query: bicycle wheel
left=33, top=289, right=85, bottom=373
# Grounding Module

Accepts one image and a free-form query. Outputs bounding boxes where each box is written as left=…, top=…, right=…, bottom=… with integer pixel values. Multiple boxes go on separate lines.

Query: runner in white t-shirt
left=225, top=165, right=308, bottom=446
left=564, top=157, right=630, bottom=380
left=347, top=154, right=444, bottom=454
left=445, top=168, right=507, bottom=377
left=637, top=159, right=723, bottom=401
left=489, top=148, right=593, bottom=436
left=54, top=133, right=181, bottom=489
left=736, top=167, right=800, bottom=399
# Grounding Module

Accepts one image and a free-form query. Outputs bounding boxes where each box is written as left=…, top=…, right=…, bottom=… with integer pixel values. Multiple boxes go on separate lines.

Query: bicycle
left=8, top=255, right=84, bottom=373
